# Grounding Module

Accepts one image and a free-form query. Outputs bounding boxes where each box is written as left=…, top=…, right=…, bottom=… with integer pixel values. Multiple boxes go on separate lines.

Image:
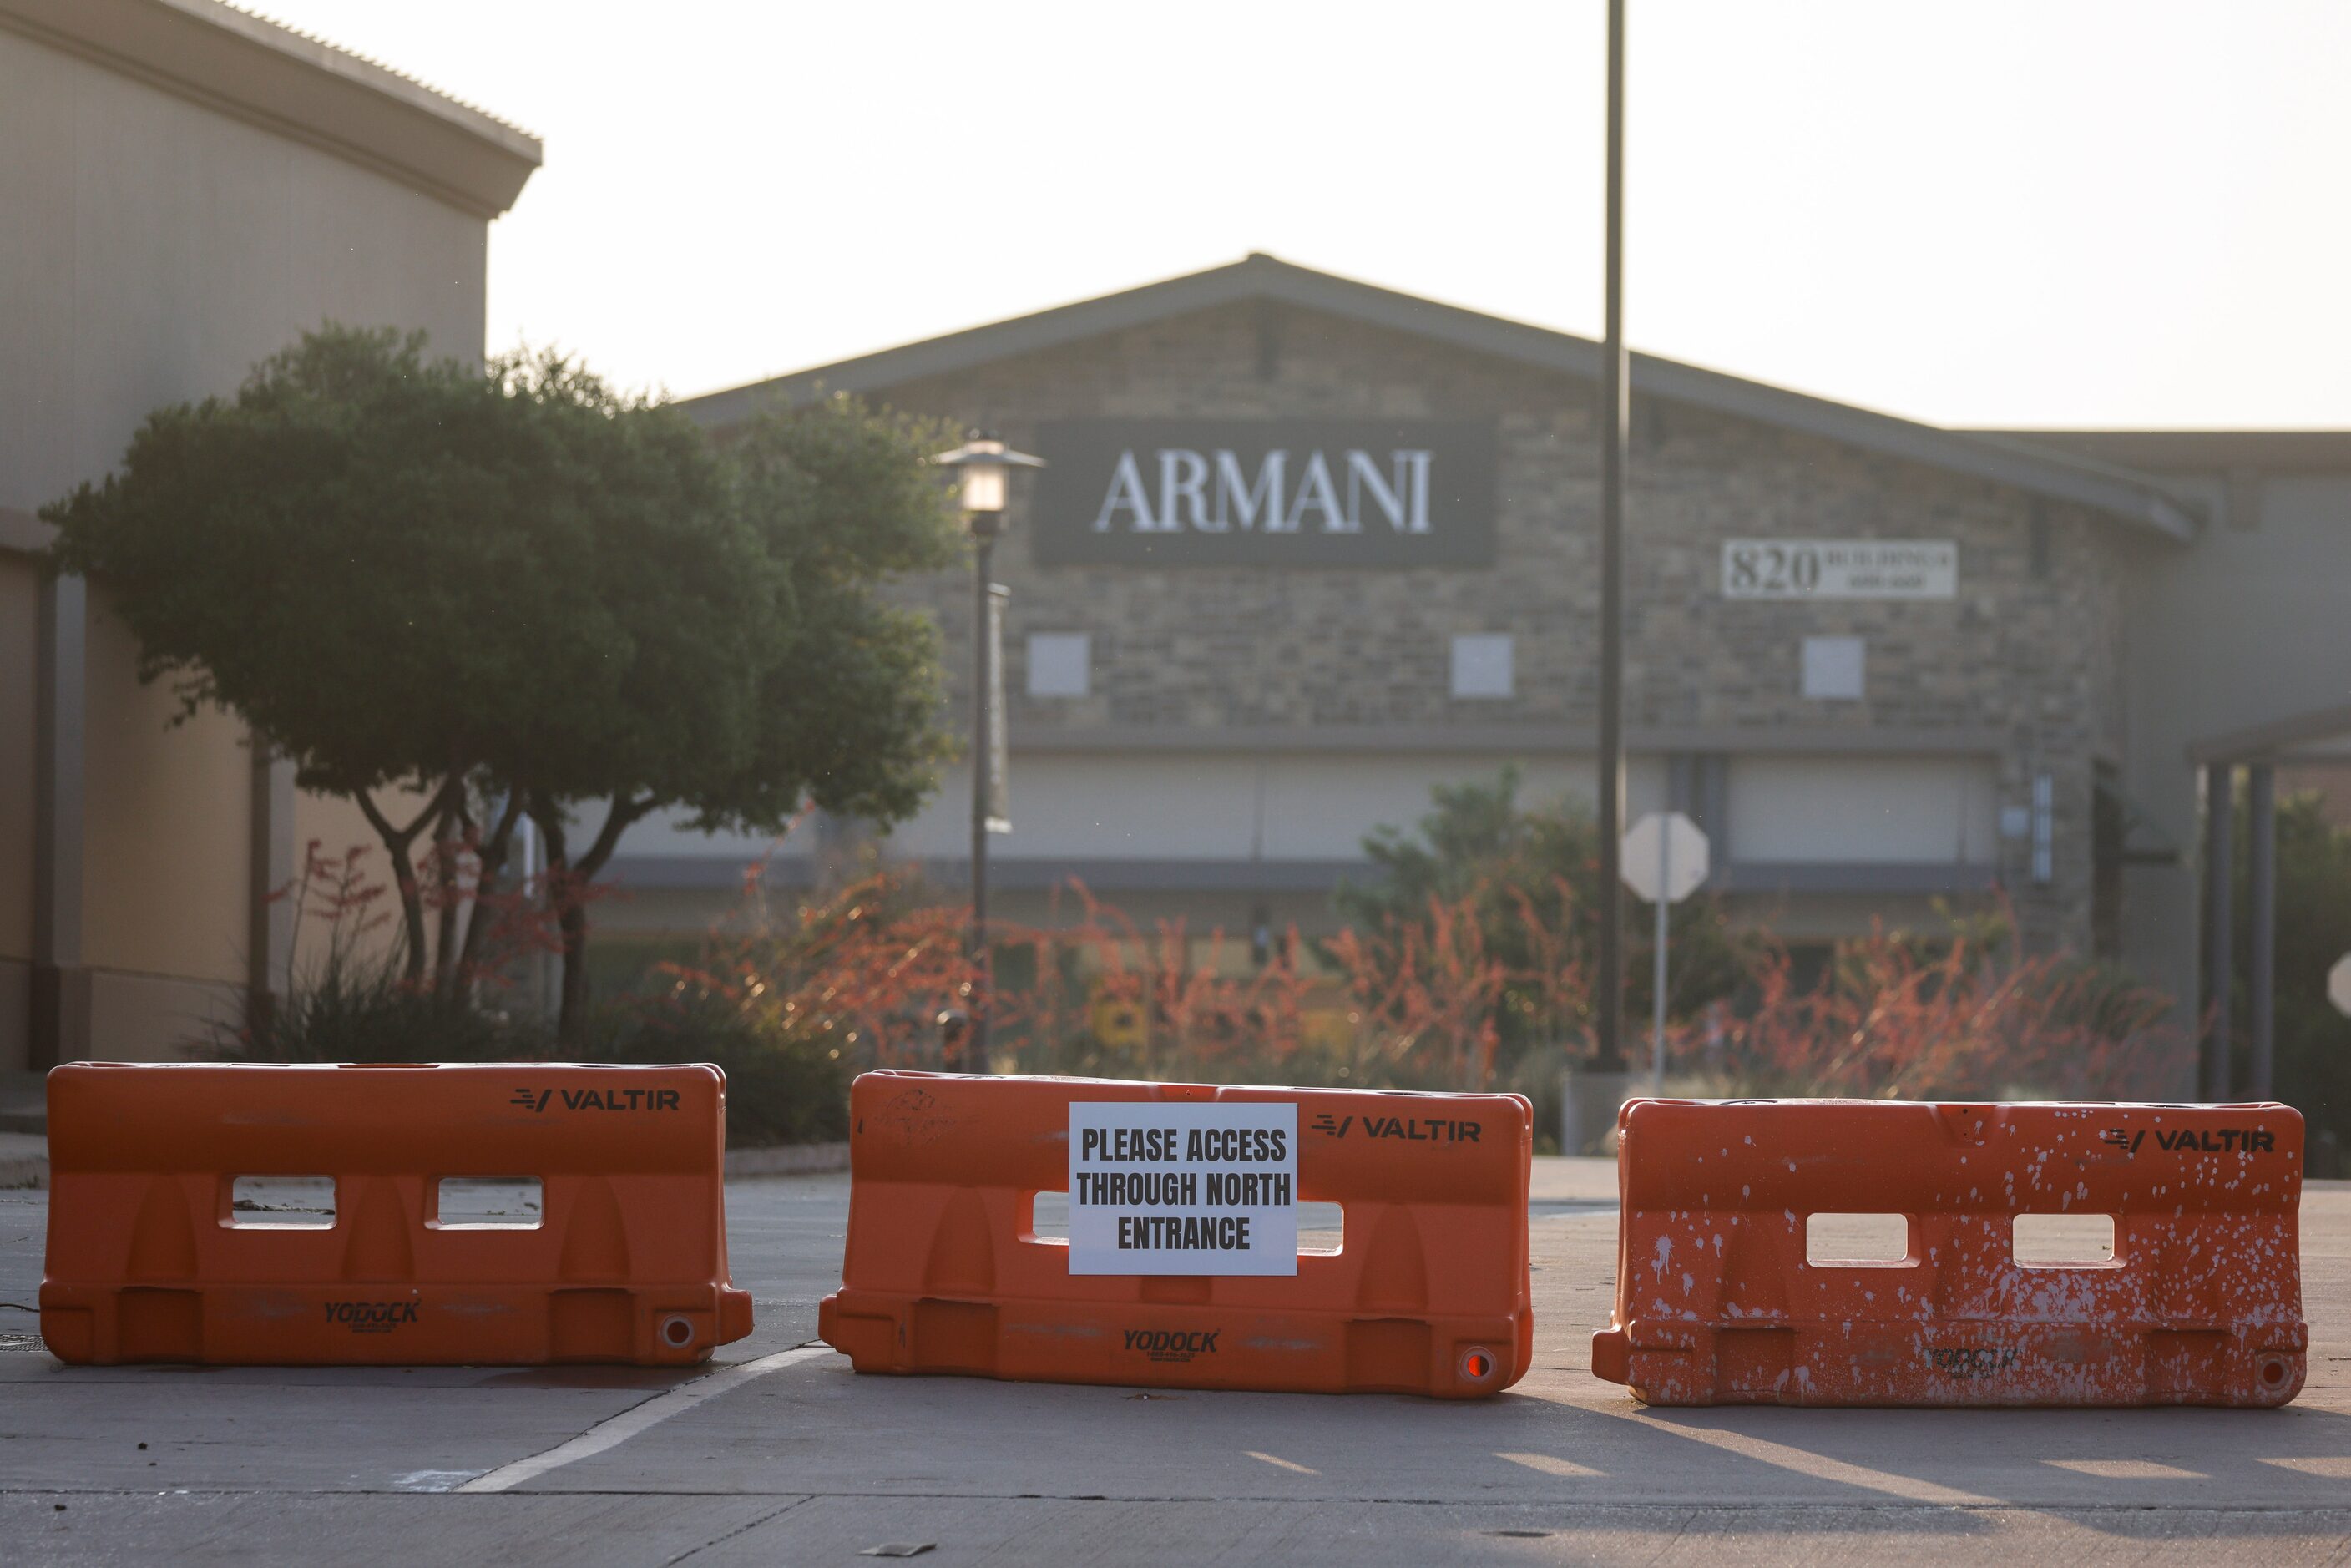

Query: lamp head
left=933, top=431, right=1044, bottom=525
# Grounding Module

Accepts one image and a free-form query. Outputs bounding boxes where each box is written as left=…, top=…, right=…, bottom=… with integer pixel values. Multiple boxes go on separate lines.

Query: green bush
left=230, top=953, right=847, bottom=1149
left=234, top=948, right=548, bottom=1064
left=593, top=998, right=849, bottom=1147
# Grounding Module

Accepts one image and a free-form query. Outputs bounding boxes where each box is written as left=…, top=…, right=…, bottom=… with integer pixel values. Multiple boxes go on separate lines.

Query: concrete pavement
left=4, top=1161, right=2348, bottom=1565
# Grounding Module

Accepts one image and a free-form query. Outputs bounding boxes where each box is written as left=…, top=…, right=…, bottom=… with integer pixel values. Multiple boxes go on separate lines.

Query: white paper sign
left=1721, top=539, right=1957, bottom=599
left=1067, top=1102, right=1298, bottom=1276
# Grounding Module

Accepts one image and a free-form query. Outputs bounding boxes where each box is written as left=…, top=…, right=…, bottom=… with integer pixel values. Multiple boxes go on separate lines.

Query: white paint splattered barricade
left=1590, top=1099, right=2306, bottom=1407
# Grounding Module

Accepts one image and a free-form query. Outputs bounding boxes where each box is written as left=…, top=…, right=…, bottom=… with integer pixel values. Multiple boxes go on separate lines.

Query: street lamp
left=933, top=432, right=1044, bottom=1070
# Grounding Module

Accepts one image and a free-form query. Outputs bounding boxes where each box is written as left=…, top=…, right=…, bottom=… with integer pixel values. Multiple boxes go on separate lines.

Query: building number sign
left=1721, top=539, right=1957, bottom=600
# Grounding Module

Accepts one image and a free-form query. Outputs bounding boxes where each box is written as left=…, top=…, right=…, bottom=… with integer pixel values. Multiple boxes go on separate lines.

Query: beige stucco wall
left=1, top=18, right=503, bottom=1061
left=78, top=585, right=251, bottom=984
left=0, top=24, right=489, bottom=515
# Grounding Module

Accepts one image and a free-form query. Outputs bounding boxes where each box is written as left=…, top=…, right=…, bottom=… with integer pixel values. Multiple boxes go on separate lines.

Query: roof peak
left=680, top=254, right=2197, bottom=541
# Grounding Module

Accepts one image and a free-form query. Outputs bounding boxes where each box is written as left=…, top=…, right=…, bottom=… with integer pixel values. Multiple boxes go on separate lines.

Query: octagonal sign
left=1621, top=812, right=1710, bottom=905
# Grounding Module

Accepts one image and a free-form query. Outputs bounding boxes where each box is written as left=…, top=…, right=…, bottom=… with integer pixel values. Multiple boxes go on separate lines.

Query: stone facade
left=861, top=299, right=2134, bottom=954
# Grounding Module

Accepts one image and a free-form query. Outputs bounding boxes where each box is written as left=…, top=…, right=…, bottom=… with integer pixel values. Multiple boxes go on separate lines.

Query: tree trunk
left=452, top=792, right=527, bottom=987
left=533, top=793, right=654, bottom=1050
left=431, top=800, right=463, bottom=1005
left=533, top=805, right=580, bottom=1044
left=352, top=780, right=457, bottom=988
left=556, top=894, right=592, bottom=1048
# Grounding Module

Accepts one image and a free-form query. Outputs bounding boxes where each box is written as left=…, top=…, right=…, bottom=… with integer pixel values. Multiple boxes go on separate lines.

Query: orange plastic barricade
left=40, top=1062, right=753, bottom=1366
left=818, top=1072, right=1533, bottom=1398
left=1591, top=1098, right=2306, bottom=1407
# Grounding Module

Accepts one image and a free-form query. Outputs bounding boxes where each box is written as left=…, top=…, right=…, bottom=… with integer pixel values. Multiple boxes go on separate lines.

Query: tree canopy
left=44, top=324, right=962, bottom=1038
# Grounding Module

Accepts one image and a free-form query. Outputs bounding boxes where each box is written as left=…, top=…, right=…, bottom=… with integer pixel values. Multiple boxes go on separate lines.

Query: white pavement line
left=2045, top=1459, right=2204, bottom=1480
left=1495, top=1451, right=1604, bottom=1478
left=456, top=1345, right=832, bottom=1494
left=1603, top=1410, right=1998, bottom=1507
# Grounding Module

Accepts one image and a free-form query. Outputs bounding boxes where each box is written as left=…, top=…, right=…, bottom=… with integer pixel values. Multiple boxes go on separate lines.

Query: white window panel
left=873, top=754, right=1669, bottom=863
left=1800, top=635, right=1865, bottom=701
left=1728, top=756, right=2000, bottom=864
left=1450, top=634, right=1514, bottom=699
left=1028, top=633, right=1090, bottom=698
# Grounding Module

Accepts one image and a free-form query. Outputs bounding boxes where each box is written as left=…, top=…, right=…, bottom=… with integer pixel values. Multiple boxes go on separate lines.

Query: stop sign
left=1621, top=812, right=1710, bottom=904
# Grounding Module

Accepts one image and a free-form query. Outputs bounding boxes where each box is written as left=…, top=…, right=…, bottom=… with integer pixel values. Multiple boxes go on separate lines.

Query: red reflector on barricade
left=1590, top=1098, right=2306, bottom=1407
left=818, top=1072, right=1533, bottom=1398
left=40, top=1062, right=753, bottom=1366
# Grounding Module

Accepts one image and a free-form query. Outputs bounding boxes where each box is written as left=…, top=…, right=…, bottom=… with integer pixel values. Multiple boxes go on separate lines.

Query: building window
left=1027, top=633, right=1090, bottom=698
left=1800, top=635, right=1864, bottom=701
left=1450, top=634, right=1513, bottom=699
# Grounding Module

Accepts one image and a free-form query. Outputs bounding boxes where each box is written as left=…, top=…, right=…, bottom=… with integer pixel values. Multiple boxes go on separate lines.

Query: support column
left=2202, top=761, right=2234, bottom=1101
left=1590, top=0, right=1630, bottom=1075
left=32, top=572, right=91, bottom=1068
left=2247, top=763, right=2276, bottom=1100
left=245, top=741, right=297, bottom=1047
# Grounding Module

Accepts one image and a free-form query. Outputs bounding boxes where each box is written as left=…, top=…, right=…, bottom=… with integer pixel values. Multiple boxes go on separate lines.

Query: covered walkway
left=2192, top=700, right=2351, bottom=1097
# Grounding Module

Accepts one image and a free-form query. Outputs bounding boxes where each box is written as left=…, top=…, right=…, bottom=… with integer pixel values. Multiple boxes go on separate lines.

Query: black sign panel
left=1029, top=419, right=1496, bottom=568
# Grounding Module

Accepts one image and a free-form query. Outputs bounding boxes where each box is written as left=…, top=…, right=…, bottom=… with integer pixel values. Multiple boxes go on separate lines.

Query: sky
left=249, top=0, right=2351, bottom=429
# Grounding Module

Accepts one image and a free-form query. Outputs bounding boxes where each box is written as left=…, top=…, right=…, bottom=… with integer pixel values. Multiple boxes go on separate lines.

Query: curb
left=723, top=1141, right=849, bottom=1177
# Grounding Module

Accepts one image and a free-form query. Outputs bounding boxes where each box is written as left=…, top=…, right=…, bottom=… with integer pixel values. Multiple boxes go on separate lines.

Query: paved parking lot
left=4, top=1161, right=2348, bottom=1565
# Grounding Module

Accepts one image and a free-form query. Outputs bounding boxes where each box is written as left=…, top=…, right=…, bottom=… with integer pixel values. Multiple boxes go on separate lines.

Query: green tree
left=43, top=326, right=958, bottom=1042
left=523, top=391, right=962, bottom=1037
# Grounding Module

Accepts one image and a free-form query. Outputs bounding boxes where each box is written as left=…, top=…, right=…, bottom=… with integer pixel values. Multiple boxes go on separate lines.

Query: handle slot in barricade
left=2012, top=1212, right=2116, bottom=1267
left=228, top=1175, right=338, bottom=1228
left=819, top=1071, right=1534, bottom=1399
left=432, top=1176, right=544, bottom=1230
left=1591, top=1098, right=2306, bottom=1407
left=40, top=1062, right=754, bottom=1367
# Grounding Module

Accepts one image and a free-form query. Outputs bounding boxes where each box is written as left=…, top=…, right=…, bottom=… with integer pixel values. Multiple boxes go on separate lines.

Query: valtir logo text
left=510, top=1087, right=683, bottom=1113
left=1093, top=447, right=1434, bottom=536
left=2101, top=1126, right=2278, bottom=1155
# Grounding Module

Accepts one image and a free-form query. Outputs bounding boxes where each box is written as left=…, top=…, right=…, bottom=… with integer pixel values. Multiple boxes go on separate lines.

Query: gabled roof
left=681, top=253, right=2201, bottom=542
left=0, top=0, right=541, bottom=218
left=1971, top=429, right=2351, bottom=474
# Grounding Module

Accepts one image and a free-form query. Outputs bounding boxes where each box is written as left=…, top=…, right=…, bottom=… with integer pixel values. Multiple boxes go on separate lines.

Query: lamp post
left=933, top=432, right=1044, bottom=1069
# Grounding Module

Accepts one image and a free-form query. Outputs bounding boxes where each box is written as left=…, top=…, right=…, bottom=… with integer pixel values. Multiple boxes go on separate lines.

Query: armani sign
left=1030, top=419, right=1496, bottom=567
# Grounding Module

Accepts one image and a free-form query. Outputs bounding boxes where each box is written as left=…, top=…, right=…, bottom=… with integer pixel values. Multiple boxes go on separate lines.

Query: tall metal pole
left=2202, top=761, right=2234, bottom=1100
left=1651, top=827, right=1669, bottom=1089
left=969, top=529, right=996, bottom=1065
left=2247, top=762, right=2276, bottom=1099
left=1594, top=0, right=1630, bottom=1071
